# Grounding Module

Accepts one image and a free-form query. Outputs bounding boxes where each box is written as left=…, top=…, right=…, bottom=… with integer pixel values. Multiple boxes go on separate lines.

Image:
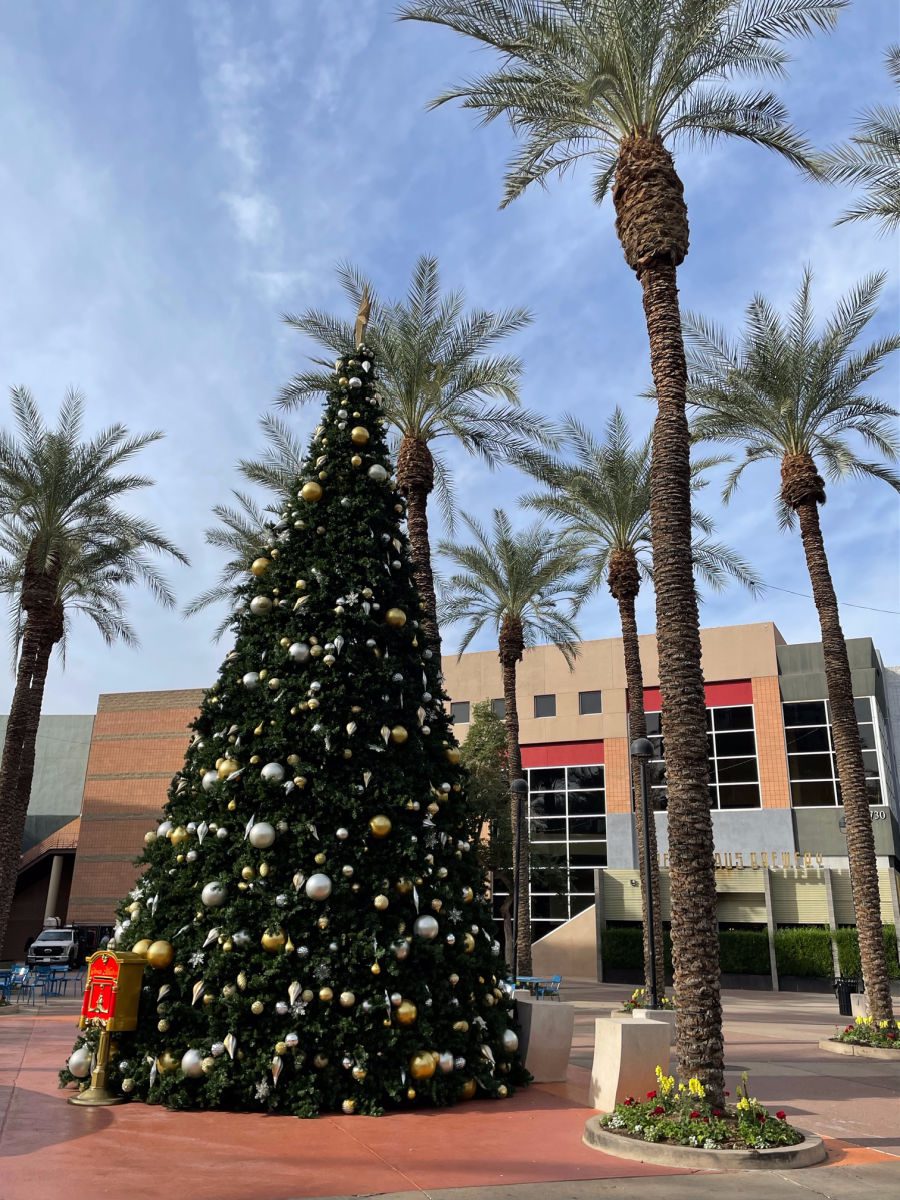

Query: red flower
left=646, top=1090, right=657, bottom=1099
left=690, top=1111, right=701, bottom=1119
left=776, top=1111, right=786, bottom=1121
left=713, top=1109, right=724, bottom=1118
left=757, top=1112, right=766, bottom=1123
left=652, top=1105, right=665, bottom=1116
left=624, top=1097, right=635, bottom=1106
left=888, top=1034, right=897, bottom=1041
left=724, top=1090, right=730, bottom=1096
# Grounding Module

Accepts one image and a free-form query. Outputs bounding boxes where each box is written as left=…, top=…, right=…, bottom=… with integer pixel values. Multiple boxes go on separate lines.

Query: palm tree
left=824, top=46, right=900, bottom=232
left=522, top=408, right=760, bottom=1000
left=0, top=388, right=186, bottom=956
left=684, top=270, right=899, bottom=1022
left=185, top=416, right=306, bottom=639
left=400, top=0, right=842, bottom=1100
left=278, top=256, right=551, bottom=653
left=438, top=508, right=581, bottom=975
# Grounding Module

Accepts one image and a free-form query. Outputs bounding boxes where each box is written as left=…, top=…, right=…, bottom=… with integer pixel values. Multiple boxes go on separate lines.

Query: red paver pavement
left=2, top=984, right=899, bottom=1200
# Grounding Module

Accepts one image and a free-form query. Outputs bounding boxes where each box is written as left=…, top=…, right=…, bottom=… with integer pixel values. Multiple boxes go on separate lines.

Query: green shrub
left=719, top=929, right=770, bottom=975
left=602, top=926, right=644, bottom=969
left=833, top=925, right=900, bottom=981
left=774, top=926, right=833, bottom=978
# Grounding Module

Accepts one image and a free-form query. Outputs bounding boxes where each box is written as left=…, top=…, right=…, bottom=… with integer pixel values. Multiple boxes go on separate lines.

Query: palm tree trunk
left=790, top=478, right=893, bottom=1021
left=614, top=134, right=723, bottom=1102
left=615, top=585, right=666, bottom=997
left=396, top=435, right=441, bottom=654
left=499, top=617, right=530, bottom=976
left=0, top=615, right=58, bottom=956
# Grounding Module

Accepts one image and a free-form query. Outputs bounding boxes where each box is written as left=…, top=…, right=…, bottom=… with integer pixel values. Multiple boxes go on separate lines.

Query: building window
left=579, top=690, right=602, bottom=715
left=450, top=701, right=470, bottom=725
left=645, top=703, right=761, bottom=810
left=491, top=698, right=506, bottom=719
left=534, top=694, right=556, bottom=718
left=782, top=697, right=884, bottom=807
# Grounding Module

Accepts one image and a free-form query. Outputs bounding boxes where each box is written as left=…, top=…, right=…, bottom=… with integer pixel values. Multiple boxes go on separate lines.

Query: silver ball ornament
left=249, top=820, right=276, bottom=847
left=242, top=672, right=260, bottom=689
left=288, top=642, right=310, bottom=662
left=201, top=881, right=227, bottom=908
left=414, top=915, right=439, bottom=940
left=181, top=1049, right=205, bottom=1078
left=305, top=873, right=332, bottom=901
left=201, top=770, right=219, bottom=792
left=249, top=596, right=273, bottom=615
left=501, top=1029, right=519, bottom=1054
left=260, top=763, right=285, bottom=786
left=210, top=1042, right=226, bottom=1057
left=367, top=464, right=388, bottom=483
left=438, top=1052, right=454, bottom=1073
left=67, top=1046, right=92, bottom=1078
left=336, top=827, right=349, bottom=840
left=216, top=827, right=229, bottom=839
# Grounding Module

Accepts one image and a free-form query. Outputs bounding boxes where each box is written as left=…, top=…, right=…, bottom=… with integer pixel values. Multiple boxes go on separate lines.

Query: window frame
left=533, top=693, right=557, bottom=719
left=578, top=689, right=603, bottom=715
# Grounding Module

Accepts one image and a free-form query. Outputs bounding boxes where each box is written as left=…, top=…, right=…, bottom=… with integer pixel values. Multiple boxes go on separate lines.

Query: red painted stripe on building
left=642, top=679, right=753, bottom=711
left=521, top=741, right=604, bottom=767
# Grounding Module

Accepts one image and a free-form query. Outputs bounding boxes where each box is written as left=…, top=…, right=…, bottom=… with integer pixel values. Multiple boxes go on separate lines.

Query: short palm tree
left=685, top=269, right=899, bottom=1022
left=438, top=508, right=581, bottom=975
left=0, top=388, right=186, bottom=955
left=824, top=46, right=900, bottom=232
left=278, top=256, right=550, bottom=653
left=400, top=0, right=842, bottom=1100
left=185, top=416, right=305, bottom=638
left=522, top=408, right=760, bottom=999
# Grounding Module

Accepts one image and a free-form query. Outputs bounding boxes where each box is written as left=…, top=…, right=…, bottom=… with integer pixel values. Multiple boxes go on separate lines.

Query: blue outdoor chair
left=536, top=974, right=562, bottom=1000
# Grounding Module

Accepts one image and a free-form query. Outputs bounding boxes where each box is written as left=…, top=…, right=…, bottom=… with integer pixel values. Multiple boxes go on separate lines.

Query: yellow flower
left=687, top=1077, right=706, bottom=1099
left=655, top=1065, right=675, bottom=1096
left=878, top=1020, right=889, bottom=1029
left=737, top=1097, right=751, bottom=1111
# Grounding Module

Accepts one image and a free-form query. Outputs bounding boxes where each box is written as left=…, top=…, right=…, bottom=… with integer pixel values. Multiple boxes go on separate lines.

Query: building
left=5, top=621, right=900, bottom=977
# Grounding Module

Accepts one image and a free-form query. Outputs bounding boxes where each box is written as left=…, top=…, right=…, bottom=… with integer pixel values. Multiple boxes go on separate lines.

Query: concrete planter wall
left=514, top=993, right=575, bottom=1083
left=583, top=1118, right=826, bottom=1170
left=588, top=1017, right=671, bottom=1113
left=818, top=1038, right=900, bottom=1061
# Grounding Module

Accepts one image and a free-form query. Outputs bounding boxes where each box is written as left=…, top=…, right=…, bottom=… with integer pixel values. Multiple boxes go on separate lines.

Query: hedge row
left=602, top=923, right=899, bottom=979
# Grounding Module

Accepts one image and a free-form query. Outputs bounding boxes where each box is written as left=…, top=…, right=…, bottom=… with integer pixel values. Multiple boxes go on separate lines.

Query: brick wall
left=752, top=675, right=792, bottom=809
left=67, top=691, right=202, bottom=924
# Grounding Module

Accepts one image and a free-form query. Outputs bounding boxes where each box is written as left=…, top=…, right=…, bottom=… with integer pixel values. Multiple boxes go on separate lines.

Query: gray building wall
left=0, top=714, right=93, bottom=850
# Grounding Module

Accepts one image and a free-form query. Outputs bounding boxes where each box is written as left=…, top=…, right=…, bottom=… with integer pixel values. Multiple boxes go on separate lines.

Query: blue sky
left=0, top=0, right=897, bottom=715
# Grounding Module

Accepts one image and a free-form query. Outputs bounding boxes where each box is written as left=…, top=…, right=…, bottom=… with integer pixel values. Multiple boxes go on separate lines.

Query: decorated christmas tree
left=63, top=339, right=525, bottom=1116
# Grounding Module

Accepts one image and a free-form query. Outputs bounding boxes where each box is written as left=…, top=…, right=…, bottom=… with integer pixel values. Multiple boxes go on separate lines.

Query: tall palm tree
left=185, top=416, right=305, bottom=639
left=278, top=256, right=551, bottom=653
left=400, top=0, right=842, bottom=1099
left=824, top=46, right=900, bottom=233
left=522, top=408, right=760, bottom=999
left=685, top=270, right=899, bottom=1022
left=0, top=388, right=186, bottom=955
left=438, top=508, right=581, bottom=974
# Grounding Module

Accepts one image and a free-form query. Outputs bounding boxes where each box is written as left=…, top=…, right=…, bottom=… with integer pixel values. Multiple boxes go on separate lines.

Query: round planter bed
left=818, top=1038, right=900, bottom=1061
left=583, top=1117, right=826, bottom=1170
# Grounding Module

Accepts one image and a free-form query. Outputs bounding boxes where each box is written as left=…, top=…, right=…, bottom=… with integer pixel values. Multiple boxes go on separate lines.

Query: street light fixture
left=630, top=737, right=659, bottom=1010
left=510, top=776, right=528, bottom=978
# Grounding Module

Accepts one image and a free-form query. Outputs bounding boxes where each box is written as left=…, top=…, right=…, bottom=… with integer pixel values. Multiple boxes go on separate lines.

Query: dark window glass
left=789, top=753, right=835, bottom=781
left=649, top=735, right=665, bottom=759
left=707, top=733, right=715, bottom=757
left=528, top=817, right=566, bottom=841
left=783, top=701, right=827, bottom=727
left=579, top=690, right=602, bottom=715
left=716, top=756, right=759, bottom=783
left=713, top=705, right=754, bottom=731
left=534, top=693, right=556, bottom=718
left=491, top=697, right=506, bottom=719
left=528, top=768, right=566, bottom=792
left=717, top=784, right=761, bottom=809
left=570, top=866, right=600, bottom=892
left=530, top=791, right=565, bottom=817
left=568, top=790, right=605, bottom=815
left=450, top=701, right=470, bottom=724
left=854, top=697, right=872, bottom=722
left=568, top=841, right=608, bottom=867
left=707, top=759, right=718, bottom=784
left=568, top=765, right=603, bottom=789
left=706, top=708, right=713, bottom=731
left=569, top=816, right=606, bottom=838
left=650, top=786, right=668, bottom=811
left=531, top=919, right=564, bottom=941
left=530, top=894, right=569, bottom=919
left=790, top=779, right=836, bottom=806
left=530, top=843, right=566, bottom=866
left=862, top=750, right=879, bottom=777
left=647, top=761, right=667, bottom=787
left=714, top=730, right=757, bottom=757
left=857, top=724, right=877, bottom=751
left=709, top=785, right=719, bottom=807
left=570, top=894, right=594, bottom=915
left=645, top=712, right=662, bottom=737
left=866, top=779, right=883, bottom=802
left=785, top=725, right=831, bottom=754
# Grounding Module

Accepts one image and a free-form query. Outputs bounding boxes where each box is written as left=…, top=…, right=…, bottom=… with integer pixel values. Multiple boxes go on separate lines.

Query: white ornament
left=288, top=642, right=310, bottom=662
left=201, top=770, right=219, bottom=792
left=260, top=762, right=285, bottom=785
left=157, top=820, right=174, bottom=837
left=414, top=915, right=439, bottom=940
left=67, top=1046, right=92, bottom=1079
left=242, top=672, right=260, bottom=689
left=248, top=821, right=276, bottom=848
left=216, top=827, right=228, bottom=840
left=250, top=596, right=272, bottom=615
left=336, top=827, right=349, bottom=840
left=305, top=873, right=332, bottom=901
left=367, top=464, right=388, bottom=483
left=501, top=1029, right=519, bottom=1054
left=210, top=1042, right=225, bottom=1058
left=201, top=881, right=227, bottom=908
left=181, top=1049, right=205, bottom=1078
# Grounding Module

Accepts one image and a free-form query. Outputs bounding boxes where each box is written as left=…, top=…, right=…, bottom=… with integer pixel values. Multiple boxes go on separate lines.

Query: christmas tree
left=63, top=342, right=525, bottom=1116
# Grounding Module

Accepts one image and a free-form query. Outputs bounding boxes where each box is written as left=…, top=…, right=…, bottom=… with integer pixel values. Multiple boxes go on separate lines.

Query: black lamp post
left=630, top=737, right=659, bottom=1010
left=510, top=776, right=528, bottom=978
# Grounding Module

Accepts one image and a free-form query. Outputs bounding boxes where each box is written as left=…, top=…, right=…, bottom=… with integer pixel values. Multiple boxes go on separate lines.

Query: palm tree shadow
left=0, top=1085, right=113, bottom=1156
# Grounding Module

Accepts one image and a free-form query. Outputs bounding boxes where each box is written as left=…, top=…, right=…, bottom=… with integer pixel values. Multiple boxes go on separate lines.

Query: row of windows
left=646, top=704, right=762, bottom=811
left=783, top=698, right=884, bottom=807
left=449, top=690, right=602, bottom=725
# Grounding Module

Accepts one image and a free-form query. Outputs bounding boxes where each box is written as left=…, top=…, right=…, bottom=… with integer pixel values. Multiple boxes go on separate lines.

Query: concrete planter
left=632, top=1008, right=677, bottom=1027
left=583, top=1117, right=826, bottom=1170
left=588, top=1017, right=671, bottom=1112
left=818, top=1037, right=900, bottom=1061
left=514, top=994, right=575, bottom=1083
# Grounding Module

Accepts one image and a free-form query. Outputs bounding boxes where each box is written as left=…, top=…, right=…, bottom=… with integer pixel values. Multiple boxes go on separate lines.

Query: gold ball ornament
left=351, top=454, right=362, bottom=467
left=390, top=725, right=408, bottom=744
left=169, top=825, right=188, bottom=845
left=395, top=1000, right=417, bottom=1026
left=201, top=1057, right=215, bottom=1074
left=217, top=758, right=239, bottom=780
left=251, top=557, right=271, bottom=576
left=445, top=747, right=461, bottom=765
left=385, top=607, right=407, bottom=628
left=407, top=1088, right=417, bottom=1100
left=462, top=886, right=474, bottom=904
left=339, top=991, right=356, bottom=1008
left=157, top=1051, right=179, bottom=1075
left=369, top=814, right=392, bottom=839
left=350, top=426, right=370, bottom=444
left=300, top=481, right=323, bottom=503
left=146, top=940, right=175, bottom=969
left=459, top=1078, right=477, bottom=1101
left=319, top=987, right=334, bottom=1002
left=261, top=928, right=286, bottom=953
left=497, top=1084, right=509, bottom=1097
left=352, top=1066, right=367, bottom=1081
left=143, top=831, right=157, bottom=846
left=463, top=933, right=476, bottom=954
left=251, top=1000, right=265, bottom=1015
left=370, top=962, right=381, bottom=975
left=342, top=1099, right=357, bottom=1114
left=241, top=866, right=255, bottom=880
left=275, top=1041, right=287, bottom=1055
left=374, top=894, right=389, bottom=911
left=409, top=1051, right=437, bottom=1080
left=131, top=939, right=152, bottom=958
